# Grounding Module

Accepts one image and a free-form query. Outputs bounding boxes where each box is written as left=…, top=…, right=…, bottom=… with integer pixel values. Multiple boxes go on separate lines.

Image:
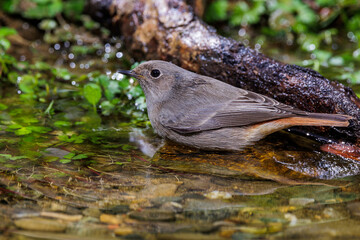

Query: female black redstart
left=118, top=60, right=352, bottom=151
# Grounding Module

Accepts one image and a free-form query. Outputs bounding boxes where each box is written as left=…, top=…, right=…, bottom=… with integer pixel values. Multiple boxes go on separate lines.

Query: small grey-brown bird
left=118, top=60, right=352, bottom=151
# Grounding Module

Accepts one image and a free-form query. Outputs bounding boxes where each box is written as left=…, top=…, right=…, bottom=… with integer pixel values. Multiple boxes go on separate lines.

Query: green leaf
left=204, top=0, right=228, bottom=22
left=15, top=127, right=32, bottom=135
left=27, top=126, right=52, bottom=133
left=72, top=153, right=88, bottom=160
left=0, top=103, right=8, bottom=111
left=9, top=155, right=29, bottom=160
left=84, top=83, right=102, bottom=109
left=38, top=19, right=57, bottom=31
left=58, top=134, right=86, bottom=143
left=0, top=39, right=11, bottom=51
left=63, top=0, right=85, bottom=19
left=60, top=159, right=72, bottom=164
left=23, top=0, right=63, bottom=19
left=8, top=124, right=22, bottom=129
left=63, top=152, right=76, bottom=159
left=0, top=27, right=17, bottom=38
left=54, top=121, right=72, bottom=128
left=18, top=74, right=37, bottom=94
left=100, top=101, right=115, bottom=116
left=0, top=154, right=12, bottom=159
left=7, top=71, right=19, bottom=84
left=52, top=68, right=71, bottom=80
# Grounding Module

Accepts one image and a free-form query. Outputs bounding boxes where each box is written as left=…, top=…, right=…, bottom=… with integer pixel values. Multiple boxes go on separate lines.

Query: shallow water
left=2, top=19, right=360, bottom=240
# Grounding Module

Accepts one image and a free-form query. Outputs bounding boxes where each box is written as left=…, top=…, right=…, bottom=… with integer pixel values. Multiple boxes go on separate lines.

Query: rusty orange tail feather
left=274, top=115, right=352, bottom=128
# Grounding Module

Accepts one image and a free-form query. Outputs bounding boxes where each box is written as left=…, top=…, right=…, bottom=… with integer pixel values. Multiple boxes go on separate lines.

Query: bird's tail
left=281, top=113, right=353, bottom=127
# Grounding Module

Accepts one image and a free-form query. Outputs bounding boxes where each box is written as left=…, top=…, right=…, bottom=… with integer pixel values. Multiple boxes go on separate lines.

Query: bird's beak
left=117, top=69, right=142, bottom=79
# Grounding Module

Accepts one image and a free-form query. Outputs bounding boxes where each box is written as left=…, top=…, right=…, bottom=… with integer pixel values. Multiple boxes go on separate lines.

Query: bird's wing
left=159, top=85, right=306, bottom=134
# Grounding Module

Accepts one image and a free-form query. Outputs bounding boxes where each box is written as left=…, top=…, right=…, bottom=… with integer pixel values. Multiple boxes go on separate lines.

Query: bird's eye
left=150, top=69, right=161, bottom=78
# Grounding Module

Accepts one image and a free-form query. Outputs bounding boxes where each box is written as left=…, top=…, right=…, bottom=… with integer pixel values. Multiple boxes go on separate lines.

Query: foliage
left=1, top=0, right=85, bottom=19
left=204, top=0, right=360, bottom=84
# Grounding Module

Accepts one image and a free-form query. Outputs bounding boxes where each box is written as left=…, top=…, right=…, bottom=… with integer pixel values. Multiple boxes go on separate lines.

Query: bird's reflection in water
left=130, top=128, right=360, bottom=184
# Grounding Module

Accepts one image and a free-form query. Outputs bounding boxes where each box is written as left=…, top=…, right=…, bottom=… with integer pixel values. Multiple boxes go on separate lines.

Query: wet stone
left=83, top=207, right=101, bottom=218
left=137, top=184, right=178, bottom=199
left=181, top=193, right=206, bottom=200
left=14, top=217, right=67, bottom=232
left=151, top=196, right=183, bottom=206
left=67, top=222, right=112, bottom=237
left=129, top=209, right=176, bottom=221
left=322, top=207, right=343, bottom=219
left=114, top=226, right=134, bottom=236
left=289, top=197, right=315, bottom=206
left=160, top=201, right=183, bottom=213
left=100, top=214, right=123, bottom=225
left=347, top=202, right=360, bottom=218
left=184, top=199, right=244, bottom=221
left=43, top=148, right=71, bottom=158
left=102, top=205, right=130, bottom=214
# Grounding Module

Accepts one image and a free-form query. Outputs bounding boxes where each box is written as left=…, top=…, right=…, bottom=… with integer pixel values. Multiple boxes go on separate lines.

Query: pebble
left=238, top=225, right=267, bottom=234
left=129, top=209, right=175, bottom=221
left=289, top=198, right=315, bottom=206
left=204, top=190, right=232, bottom=199
left=43, top=148, right=70, bottom=158
left=83, top=207, right=101, bottom=218
left=267, top=222, right=283, bottom=233
left=102, top=205, right=130, bottom=214
left=151, top=196, right=183, bottom=206
left=160, top=201, right=183, bottom=213
left=323, top=207, right=343, bottom=219
left=184, top=199, right=244, bottom=221
left=137, top=184, right=178, bottom=199
left=14, top=217, right=67, bottom=232
left=40, top=212, right=82, bottom=221
left=347, top=202, right=360, bottom=218
left=114, top=226, right=134, bottom=236
left=100, top=214, right=123, bottom=225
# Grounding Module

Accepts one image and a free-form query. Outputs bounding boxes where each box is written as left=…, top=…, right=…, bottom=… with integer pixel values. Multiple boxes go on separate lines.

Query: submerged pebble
left=289, top=198, right=315, bottom=206
left=114, top=226, right=134, bottom=236
left=347, top=202, right=360, bottom=218
left=14, top=217, right=67, bottom=232
left=137, top=183, right=179, bottom=199
left=129, top=209, right=176, bottom=221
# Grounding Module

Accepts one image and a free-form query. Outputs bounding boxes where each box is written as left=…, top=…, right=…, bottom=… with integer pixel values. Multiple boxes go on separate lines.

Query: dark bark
left=86, top=0, right=360, bottom=143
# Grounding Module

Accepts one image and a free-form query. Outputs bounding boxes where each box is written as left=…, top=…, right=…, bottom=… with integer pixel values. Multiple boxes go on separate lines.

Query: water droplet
left=238, top=28, right=246, bottom=37
left=116, top=52, right=123, bottom=58
left=308, top=44, right=316, bottom=51
left=54, top=44, right=61, bottom=50
left=64, top=41, right=70, bottom=48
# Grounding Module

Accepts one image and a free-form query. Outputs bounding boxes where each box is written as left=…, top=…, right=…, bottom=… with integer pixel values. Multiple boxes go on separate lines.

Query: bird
left=118, top=60, right=353, bottom=151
